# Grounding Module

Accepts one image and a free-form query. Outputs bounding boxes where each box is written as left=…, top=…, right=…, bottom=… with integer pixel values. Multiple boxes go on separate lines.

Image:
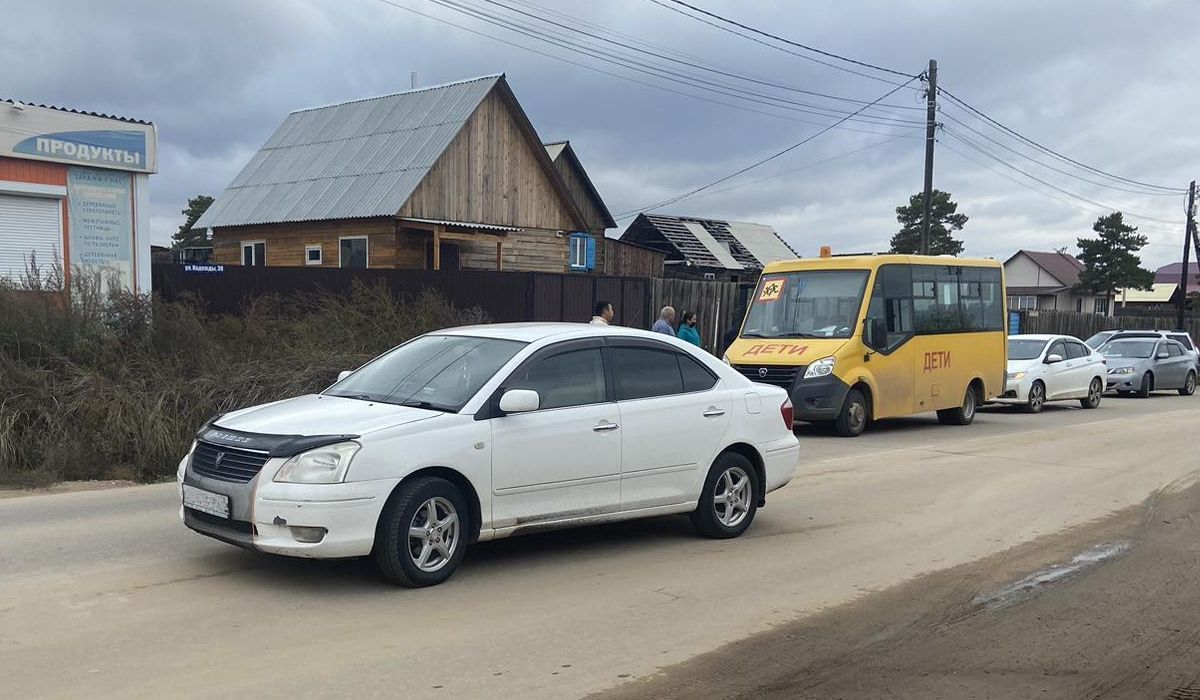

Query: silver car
left=1088, top=330, right=1200, bottom=371
left=1101, top=338, right=1197, bottom=397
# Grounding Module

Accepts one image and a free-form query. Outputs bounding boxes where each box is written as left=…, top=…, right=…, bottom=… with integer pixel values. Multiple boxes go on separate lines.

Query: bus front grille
left=733, top=365, right=802, bottom=390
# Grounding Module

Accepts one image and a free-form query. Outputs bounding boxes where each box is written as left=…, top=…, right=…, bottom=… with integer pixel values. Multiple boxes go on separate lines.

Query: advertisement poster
left=67, top=166, right=133, bottom=290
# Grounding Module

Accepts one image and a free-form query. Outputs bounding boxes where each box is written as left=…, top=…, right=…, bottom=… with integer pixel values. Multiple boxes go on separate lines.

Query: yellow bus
left=724, top=254, right=1006, bottom=436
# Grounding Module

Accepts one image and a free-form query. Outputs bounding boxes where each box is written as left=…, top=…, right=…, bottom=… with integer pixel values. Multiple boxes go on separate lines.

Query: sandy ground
left=594, top=480, right=1200, bottom=699
left=0, top=479, right=139, bottom=499
left=1, top=394, right=1197, bottom=699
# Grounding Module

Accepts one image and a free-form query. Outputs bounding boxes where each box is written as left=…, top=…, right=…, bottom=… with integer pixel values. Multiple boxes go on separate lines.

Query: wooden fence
left=152, top=264, right=744, bottom=354
left=651, top=277, right=743, bottom=355
left=1016, top=309, right=1200, bottom=339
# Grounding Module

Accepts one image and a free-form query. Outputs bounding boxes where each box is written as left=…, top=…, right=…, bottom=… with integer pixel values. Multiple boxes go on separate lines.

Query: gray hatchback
left=1101, top=338, right=1198, bottom=397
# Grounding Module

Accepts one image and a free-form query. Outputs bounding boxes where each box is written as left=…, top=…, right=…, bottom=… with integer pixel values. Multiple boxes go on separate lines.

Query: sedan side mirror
left=1045, top=353, right=1064, bottom=364
left=1157, top=351, right=1170, bottom=359
left=498, top=389, right=540, bottom=414
left=337, top=370, right=353, bottom=382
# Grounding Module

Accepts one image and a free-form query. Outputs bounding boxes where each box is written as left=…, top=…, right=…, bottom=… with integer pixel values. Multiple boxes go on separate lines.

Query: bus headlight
left=803, top=356, right=835, bottom=379
left=722, top=354, right=732, bottom=365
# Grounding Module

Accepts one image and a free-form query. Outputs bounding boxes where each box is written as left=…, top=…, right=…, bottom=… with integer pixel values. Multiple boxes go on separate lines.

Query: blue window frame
left=568, top=232, right=595, bottom=271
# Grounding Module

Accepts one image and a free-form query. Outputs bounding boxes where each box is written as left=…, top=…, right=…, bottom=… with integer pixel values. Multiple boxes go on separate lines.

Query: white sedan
left=996, top=334, right=1106, bottom=412
left=178, top=323, right=799, bottom=586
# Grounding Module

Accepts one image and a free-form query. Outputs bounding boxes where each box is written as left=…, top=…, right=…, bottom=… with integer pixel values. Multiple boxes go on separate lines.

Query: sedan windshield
left=1084, top=331, right=1115, bottom=349
left=1008, top=338, right=1049, bottom=360
left=325, top=335, right=525, bottom=411
left=741, top=270, right=869, bottom=339
left=1100, top=339, right=1156, bottom=359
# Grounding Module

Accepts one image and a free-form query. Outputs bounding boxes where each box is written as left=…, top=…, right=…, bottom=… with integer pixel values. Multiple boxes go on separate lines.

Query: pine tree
left=1075, top=212, right=1154, bottom=295
left=171, top=195, right=214, bottom=249
left=888, top=190, right=967, bottom=256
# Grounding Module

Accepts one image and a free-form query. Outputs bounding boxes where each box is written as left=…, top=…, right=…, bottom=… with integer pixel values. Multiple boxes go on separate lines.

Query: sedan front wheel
left=374, top=476, right=469, bottom=587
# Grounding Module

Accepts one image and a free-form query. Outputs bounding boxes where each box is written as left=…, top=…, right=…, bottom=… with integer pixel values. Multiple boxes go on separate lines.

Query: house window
left=1007, top=295, right=1036, bottom=310
left=241, top=241, right=265, bottom=266
left=1094, top=297, right=1110, bottom=315
left=305, top=245, right=323, bottom=266
left=568, top=232, right=594, bottom=271
left=339, top=236, right=368, bottom=269
left=1076, top=298, right=1083, bottom=312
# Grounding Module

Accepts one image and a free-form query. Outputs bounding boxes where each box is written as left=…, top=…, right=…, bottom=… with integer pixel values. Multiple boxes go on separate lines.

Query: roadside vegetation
left=0, top=262, right=486, bottom=486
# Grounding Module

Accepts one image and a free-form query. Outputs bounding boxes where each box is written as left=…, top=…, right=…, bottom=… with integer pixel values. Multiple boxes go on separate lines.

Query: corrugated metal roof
left=543, top=142, right=567, bottom=160
left=683, top=222, right=743, bottom=270
left=726, top=221, right=799, bottom=267
left=196, top=75, right=501, bottom=229
left=1, top=98, right=152, bottom=125
left=399, top=217, right=521, bottom=232
left=1116, top=283, right=1177, bottom=303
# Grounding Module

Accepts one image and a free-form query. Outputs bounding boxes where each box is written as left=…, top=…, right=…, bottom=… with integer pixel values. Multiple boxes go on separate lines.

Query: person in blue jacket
left=677, top=311, right=701, bottom=347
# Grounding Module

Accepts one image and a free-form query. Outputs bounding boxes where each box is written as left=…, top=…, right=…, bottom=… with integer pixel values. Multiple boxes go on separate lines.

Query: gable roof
left=1, top=98, right=152, bottom=125
left=1005, top=250, right=1085, bottom=288
left=543, top=141, right=616, bottom=229
left=195, top=75, right=587, bottom=231
left=620, top=213, right=798, bottom=270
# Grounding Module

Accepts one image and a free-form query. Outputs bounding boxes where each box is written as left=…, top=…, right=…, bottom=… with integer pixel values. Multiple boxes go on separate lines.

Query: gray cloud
left=4, top=0, right=1192, bottom=266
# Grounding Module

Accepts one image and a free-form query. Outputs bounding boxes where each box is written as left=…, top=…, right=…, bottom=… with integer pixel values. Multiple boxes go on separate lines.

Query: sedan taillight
left=780, top=397, right=794, bottom=429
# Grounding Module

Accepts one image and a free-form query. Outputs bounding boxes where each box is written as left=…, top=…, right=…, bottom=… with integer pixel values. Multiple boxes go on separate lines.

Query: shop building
left=0, top=100, right=157, bottom=292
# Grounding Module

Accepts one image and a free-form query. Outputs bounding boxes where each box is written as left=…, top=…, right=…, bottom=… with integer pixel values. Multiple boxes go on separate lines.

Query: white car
left=997, top=334, right=1106, bottom=412
left=178, top=323, right=799, bottom=587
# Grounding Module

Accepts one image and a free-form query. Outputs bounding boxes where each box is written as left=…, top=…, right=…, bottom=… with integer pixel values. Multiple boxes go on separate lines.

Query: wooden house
left=620, top=213, right=798, bottom=284
left=195, top=75, right=625, bottom=274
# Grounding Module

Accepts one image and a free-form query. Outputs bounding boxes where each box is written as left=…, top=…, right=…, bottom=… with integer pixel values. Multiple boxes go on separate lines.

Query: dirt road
left=2, top=395, right=1198, bottom=699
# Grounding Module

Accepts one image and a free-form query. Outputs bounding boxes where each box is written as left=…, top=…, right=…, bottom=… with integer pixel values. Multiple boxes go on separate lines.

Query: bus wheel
left=937, top=385, right=978, bottom=426
left=834, top=389, right=868, bottom=437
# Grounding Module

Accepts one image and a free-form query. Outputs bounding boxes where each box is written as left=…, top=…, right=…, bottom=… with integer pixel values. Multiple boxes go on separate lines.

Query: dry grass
left=0, top=265, right=486, bottom=486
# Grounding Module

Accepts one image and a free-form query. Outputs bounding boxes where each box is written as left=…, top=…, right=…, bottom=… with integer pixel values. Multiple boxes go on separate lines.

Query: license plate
left=183, top=484, right=231, bottom=519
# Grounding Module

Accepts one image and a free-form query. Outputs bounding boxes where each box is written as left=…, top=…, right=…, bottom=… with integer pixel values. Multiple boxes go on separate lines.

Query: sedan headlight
left=1109, top=366, right=1135, bottom=375
left=1007, top=371, right=1027, bottom=382
left=803, top=356, right=835, bottom=379
left=274, top=442, right=361, bottom=484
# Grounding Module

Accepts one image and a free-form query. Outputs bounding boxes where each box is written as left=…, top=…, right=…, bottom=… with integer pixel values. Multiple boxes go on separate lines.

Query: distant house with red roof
left=1003, top=250, right=1112, bottom=315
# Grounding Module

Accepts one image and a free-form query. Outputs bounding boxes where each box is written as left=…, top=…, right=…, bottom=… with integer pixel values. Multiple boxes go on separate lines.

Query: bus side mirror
left=864, top=318, right=888, bottom=350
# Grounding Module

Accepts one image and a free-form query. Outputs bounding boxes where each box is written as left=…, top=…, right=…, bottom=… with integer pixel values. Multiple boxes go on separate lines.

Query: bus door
left=863, top=265, right=916, bottom=418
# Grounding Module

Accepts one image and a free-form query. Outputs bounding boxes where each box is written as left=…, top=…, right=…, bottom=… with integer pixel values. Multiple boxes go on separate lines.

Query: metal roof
left=1116, top=283, right=1178, bottom=303
left=621, top=214, right=797, bottom=269
left=399, top=217, right=520, bottom=232
left=195, top=75, right=502, bottom=230
left=1, top=98, right=152, bottom=125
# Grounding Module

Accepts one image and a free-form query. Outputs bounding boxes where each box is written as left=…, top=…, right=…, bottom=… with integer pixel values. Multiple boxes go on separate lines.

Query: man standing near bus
left=590, top=300, right=614, bottom=325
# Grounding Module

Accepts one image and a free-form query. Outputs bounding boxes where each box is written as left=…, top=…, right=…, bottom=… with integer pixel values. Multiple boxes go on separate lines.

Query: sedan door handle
left=702, top=408, right=726, bottom=417
left=592, top=422, right=620, bottom=432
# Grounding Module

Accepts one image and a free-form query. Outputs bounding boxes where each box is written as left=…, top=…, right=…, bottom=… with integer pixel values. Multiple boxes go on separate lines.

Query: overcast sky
left=4, top=0, right=1196, bottom=267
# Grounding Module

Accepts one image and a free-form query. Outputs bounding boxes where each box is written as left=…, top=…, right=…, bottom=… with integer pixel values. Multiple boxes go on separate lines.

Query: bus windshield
left=742, top=270, right=869, bottom=339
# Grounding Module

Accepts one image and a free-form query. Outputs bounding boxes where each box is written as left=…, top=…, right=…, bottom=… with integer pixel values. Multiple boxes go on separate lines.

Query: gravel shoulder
left=592, top=478, right=1200, bottom=700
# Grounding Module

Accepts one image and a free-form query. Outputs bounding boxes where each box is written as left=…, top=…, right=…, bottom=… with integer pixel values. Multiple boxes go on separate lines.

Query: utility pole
left=1178, top=180, right=1196, bottom=330
left=921, top=59, right=938, bottom=256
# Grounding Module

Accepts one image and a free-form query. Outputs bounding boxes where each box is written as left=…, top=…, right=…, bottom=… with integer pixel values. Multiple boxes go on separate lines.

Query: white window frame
left=241, top=240, right=265, bottom=266
left=338, top=235, right=369, bottom=268
left=1094, top=297, right=1110, bottom=315
left=305, top=244, right=323, bottom=266
left=568, top=235, right=587, bottom=269
left=1007, top=295, right=1037, bottom=310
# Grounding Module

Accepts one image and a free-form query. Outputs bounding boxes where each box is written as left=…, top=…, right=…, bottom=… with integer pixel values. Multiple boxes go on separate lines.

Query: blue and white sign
left=0, top=103, right=157, bottom=173
left=184, top=264, right=224, bottom=274
left=15, top=130, right=147, bottom=170
left=67, top=166, right=134, bottom=290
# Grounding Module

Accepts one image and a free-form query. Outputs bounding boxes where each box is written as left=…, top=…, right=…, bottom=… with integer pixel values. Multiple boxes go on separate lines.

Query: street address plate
left=183, top=484, right=231, bottom=519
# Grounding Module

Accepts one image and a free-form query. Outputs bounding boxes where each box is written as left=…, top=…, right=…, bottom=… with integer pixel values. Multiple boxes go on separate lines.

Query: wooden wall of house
left=397, top=90, right=579, bottom=232
left=594, top=238, right=664, bottom=277
left=458, top=228, right=567, bottom=273
left=550, top=152, right=609, bottom=235
left=210, top=218, right=424, bottom=268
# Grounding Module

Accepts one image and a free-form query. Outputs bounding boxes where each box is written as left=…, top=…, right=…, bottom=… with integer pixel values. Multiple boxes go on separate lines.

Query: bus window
left=866, top=265, right=915, bottom=351
left=743, top=270, right=869, bottom=339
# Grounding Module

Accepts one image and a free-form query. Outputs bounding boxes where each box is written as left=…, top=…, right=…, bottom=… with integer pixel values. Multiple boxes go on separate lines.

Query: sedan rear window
left=326, top=335, right=526, bottom=411
left=1100, top=340, right=1156, bottom=359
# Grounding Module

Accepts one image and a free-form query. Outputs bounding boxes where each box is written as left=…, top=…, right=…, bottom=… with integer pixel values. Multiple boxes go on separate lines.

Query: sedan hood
left=215, top=394, right=442, bottom=436
left=1006, top=358, right=1042, bottom=373
left=1103, top=357, right=1145, bottom=371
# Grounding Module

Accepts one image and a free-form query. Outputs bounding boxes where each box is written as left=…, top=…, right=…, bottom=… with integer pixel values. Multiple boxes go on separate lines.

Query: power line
left=938, top=86, right=1186, bottom=194
left=485, top=0, right=924, bottom=112
left=648, top=0, right=915, bottom=84
left=937, top=104, right=1182, bottom=197
left=613, top=134, right=913, bottom=220
left=615, top=74, right=922, bottom=218
left=428, top=0, right=925, bottom=128
left=942, top=127, right=1183, bottom=226
left=365, top=0, right=916, bottom=136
